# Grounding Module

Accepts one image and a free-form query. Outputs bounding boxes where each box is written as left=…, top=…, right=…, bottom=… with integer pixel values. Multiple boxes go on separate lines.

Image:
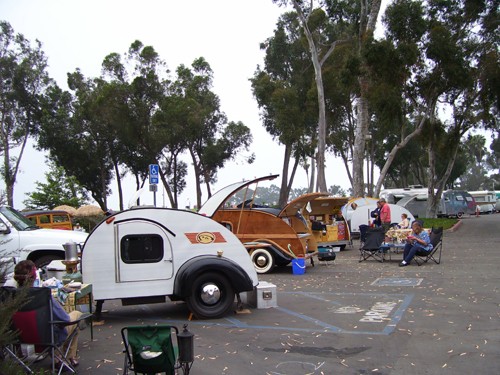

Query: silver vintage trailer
left=81, top=207, right=259, bottom=319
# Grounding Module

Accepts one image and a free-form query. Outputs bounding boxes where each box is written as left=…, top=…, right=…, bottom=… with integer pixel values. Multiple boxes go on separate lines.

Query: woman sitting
left=398, top=213, right=410, bottom=229
left=13, top=260, right=82, bottom=367
left=399, top=221, right=433, bottom=267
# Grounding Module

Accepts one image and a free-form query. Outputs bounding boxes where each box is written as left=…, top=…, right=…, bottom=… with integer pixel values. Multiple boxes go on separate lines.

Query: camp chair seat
left=1, top=286, right=92, bottom=375
left=122, top=324, right=188, bottom=375
left=414, top=227, right=443, bottom=265
left=359, top=227, right=386, bottom=263
left=358, top=224, right=370, bottom=249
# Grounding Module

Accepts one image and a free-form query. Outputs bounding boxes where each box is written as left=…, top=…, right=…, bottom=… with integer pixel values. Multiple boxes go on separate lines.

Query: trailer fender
left=174, top=256, right=254, bottom=298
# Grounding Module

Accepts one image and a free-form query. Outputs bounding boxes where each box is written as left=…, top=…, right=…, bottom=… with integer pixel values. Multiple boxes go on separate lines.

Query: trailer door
left=115, top=220, right=173, bottom=282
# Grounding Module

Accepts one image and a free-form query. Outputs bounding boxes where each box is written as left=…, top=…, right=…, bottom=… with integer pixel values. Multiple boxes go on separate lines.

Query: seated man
left=399, top=221, right=433, bottom=267
left=13, top=260, right=83, bottom=367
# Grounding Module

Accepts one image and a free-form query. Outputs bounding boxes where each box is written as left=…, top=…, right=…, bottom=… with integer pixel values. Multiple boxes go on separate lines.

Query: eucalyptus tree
left=101, top=41, right=175, bottom=209
left=172, top=58, right=253, bottom=208
left=251, top=11, right=317, bottom=206
left=152, top=91, right=191, bottom=209
left=0, top=21, right=51, bottom=207
left=367, top=0, right=499, bottom=206
left=271, top=1, right=383, bottom=197
left=38, top=71, right=114, bottom=210
left=363, top=4, right=428, bottom=195
left=378, top=0, right=499, bottom=216
left=456, top=134, right=494, bottom=190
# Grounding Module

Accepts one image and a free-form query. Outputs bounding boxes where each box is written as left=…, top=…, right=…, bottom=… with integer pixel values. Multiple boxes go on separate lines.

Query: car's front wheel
left=250, top=248, right=275, bottom=274
left=185, top=272, right=235, bottom=319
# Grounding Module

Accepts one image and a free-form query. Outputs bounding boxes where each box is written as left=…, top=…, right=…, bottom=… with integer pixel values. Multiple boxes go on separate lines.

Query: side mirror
left=0, top=222, right=11, bottom=234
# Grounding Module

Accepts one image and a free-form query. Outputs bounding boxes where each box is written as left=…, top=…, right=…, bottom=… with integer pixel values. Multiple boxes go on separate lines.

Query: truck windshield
left=0, top=206, right=39, bottom=231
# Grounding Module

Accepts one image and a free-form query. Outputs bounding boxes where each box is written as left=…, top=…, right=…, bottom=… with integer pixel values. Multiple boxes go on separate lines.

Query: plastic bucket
left=292, top=257, right=306, bottom=275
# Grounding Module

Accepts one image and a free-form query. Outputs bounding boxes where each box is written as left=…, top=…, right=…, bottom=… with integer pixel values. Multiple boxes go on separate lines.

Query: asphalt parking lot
left=35, top=214, right=500, bottom=374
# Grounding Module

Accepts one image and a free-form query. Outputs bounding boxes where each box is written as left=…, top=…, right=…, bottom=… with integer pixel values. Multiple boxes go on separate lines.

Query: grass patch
left=418, top=217, right=459, bottom=230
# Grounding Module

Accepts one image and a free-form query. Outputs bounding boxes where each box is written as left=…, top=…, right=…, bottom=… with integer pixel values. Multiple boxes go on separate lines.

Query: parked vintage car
left=301, top=196, right=353, bottom=252
left=199, top=175, right=331, bottom=273
left=23, top=209, right=73, bottom=230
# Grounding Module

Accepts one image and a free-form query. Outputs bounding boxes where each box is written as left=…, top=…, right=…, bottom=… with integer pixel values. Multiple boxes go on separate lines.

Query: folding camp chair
left=1, top=286, right=91, bottom=375
left=358, top=224, right=370, bottom=249
left=122, top=324, right=192, bottom=375
left=359, top=227, right=386, bottom=262
left=415, top=227, right=443, bottom=265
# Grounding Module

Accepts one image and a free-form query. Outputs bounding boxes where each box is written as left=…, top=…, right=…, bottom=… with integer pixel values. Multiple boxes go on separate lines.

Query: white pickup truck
left=0, top=206, right=88, bottom=277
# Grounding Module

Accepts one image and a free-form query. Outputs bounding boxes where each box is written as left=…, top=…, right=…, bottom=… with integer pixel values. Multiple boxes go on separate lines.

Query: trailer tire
left=33, top=254, right=64, bottom=280
left=250, top=248, right=274, bottom=274
left=185, top=272, right=235, bottom=319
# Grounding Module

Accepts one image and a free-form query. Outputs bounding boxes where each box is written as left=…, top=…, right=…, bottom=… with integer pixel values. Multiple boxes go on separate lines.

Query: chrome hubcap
left=200, top=283, right=221, bottom=305
left=256, top=255, right=268, bottom=267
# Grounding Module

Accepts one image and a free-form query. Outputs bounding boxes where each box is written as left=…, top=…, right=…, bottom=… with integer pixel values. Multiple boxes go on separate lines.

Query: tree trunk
left=287, top=157, right=299, bottom=197
left=189, top=149, right=203, bottom=209
left=352, top=0, right=382, bottom=197
left=99, top=164, right=107, bottom=210
left=279, top=144, right=292, bottom=207
left=426, top=131, right=461, bottom=218
left=158, top=167, right=175, bottom=208
left=373, top=116, right=427, bottom=197
left=113, top=161, right=124, bottom=211
left=292, top=0, right=328, bottom=193
left=4, top=132, right=29, bottom=208
left=352, top=91, right=369, bottom=197
left=308, top=156, right=316, bottom=193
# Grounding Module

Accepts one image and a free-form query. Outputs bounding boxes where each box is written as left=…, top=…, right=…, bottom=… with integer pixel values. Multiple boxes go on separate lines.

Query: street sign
left=149, top=164, right=159, bottom=184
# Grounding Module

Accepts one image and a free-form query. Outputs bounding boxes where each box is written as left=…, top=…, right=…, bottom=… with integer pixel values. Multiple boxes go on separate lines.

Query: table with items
left=381, top=228, right=430, bottom=261
left=51, top=283, right=93, bottom=339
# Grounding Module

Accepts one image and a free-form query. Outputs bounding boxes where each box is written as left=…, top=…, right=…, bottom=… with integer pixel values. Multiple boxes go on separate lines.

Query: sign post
left=149, top=164, right=159, bottom=206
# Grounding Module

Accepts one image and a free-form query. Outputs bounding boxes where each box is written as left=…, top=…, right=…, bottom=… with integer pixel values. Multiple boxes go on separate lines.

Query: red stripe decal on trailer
left=185, top=232, right=227, bottom=244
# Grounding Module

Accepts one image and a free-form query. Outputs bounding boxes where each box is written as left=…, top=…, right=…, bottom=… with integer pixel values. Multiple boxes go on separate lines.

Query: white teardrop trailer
left=81, top=207, right=259, bottom=319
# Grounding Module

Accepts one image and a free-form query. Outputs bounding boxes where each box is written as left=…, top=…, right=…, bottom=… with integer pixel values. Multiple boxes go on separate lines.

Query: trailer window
left=121, top=234, right=163, bottom=264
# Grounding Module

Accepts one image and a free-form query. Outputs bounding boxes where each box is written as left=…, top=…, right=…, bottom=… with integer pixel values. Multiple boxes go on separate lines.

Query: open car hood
left=198, top=174, right=279, bottom=217
left=278, top=192, right=329, bottom=218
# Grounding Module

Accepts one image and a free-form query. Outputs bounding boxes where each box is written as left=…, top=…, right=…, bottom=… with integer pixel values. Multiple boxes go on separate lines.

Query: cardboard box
left=241, top=281, right=277, bottom=309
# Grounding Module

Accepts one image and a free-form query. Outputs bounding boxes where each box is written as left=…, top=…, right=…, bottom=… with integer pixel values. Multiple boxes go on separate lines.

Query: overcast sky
left=1, top=0, right=356, bottom=209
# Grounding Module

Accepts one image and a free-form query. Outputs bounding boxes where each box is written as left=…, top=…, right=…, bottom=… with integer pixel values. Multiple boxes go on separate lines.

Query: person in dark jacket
left=13, top=260, right=82, bottom=367
left=370, top=201, right=382, bottom=227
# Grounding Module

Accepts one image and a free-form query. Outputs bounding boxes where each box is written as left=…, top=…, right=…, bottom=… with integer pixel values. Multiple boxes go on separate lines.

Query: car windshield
left=0, top=206, right=39, bottom=231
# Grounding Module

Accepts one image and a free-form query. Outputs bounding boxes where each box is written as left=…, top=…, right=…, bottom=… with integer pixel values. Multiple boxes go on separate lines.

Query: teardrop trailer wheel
left=250, top=248, right=275, bottom=274
left=185, top=272, right=235, bottom=319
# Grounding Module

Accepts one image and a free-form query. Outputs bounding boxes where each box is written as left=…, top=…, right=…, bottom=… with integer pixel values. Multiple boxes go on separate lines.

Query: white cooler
left=46, top=260, right=66, bottom=280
